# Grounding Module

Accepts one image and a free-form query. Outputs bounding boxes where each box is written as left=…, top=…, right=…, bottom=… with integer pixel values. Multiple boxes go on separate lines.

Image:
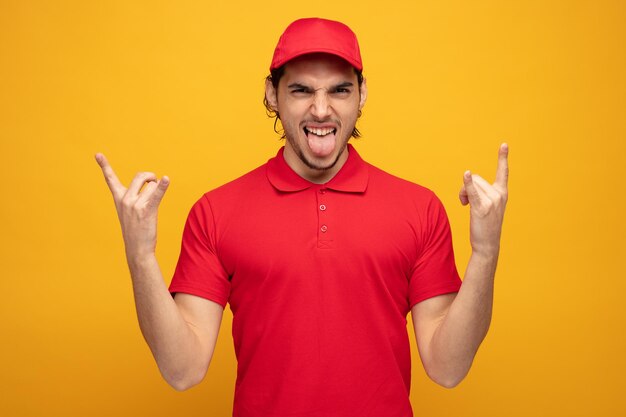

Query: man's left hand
left=459, top=143, right=509, bottom=257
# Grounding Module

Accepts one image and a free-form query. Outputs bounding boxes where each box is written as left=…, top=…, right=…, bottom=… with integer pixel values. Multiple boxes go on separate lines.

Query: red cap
left=270, top=18, right=363, bottom=71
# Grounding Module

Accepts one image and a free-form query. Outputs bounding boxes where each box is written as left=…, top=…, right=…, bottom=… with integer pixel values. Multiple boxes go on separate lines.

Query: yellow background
left=1, top=0, right=625, bottom=416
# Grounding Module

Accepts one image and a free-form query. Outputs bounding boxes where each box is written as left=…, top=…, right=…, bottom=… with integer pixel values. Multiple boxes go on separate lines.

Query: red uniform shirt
left=170, top=144, right=462, bottom=417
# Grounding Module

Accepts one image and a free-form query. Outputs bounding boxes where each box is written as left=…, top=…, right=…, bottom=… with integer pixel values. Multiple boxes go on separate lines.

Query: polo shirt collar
left=266, top=143, right=369, bottom=193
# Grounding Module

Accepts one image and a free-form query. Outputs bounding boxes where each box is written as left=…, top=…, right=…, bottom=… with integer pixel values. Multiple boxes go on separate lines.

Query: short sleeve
left=408, top=194, right=462, bottom=307
left=169, top=195, right=230, bottom=307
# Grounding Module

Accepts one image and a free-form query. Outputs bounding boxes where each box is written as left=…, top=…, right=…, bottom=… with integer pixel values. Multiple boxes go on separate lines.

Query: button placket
left=316, top=187, right=333, bottom=248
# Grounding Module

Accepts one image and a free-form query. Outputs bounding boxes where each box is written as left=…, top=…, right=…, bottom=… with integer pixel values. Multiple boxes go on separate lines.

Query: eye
left=289, top=87, right=312, bottom=96
left=330, top=87, right=352, bottom=96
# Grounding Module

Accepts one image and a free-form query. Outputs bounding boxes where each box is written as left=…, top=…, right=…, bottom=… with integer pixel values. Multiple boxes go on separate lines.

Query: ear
left=265, top=78, right=278, bottom=111
left=358, top=77, right=368, bottom=110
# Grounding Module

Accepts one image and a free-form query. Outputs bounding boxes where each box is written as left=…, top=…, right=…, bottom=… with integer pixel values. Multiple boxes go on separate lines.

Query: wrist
left=126, top=251, right=158, bottom=273
left=469, top=248, right=499, bottom=265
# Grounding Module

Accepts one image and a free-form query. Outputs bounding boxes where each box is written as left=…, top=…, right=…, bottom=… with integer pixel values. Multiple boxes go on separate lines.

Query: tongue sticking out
left=307, top=130, right=336, bottom=157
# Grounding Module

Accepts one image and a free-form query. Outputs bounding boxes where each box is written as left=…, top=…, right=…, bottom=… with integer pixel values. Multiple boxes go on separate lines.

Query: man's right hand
left=95, top=153, right=170, bottom=259
left=95, top=154, right=222, bottom=390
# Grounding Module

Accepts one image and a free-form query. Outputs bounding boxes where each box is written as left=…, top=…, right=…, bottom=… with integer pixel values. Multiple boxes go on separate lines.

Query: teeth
left=305, top=127, right=335, bottom=136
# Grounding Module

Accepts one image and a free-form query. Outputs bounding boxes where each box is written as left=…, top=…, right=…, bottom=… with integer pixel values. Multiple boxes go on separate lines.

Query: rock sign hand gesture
left=95, top=153, right=170, bottom=260
left=459, top=143, right=509, bottom=257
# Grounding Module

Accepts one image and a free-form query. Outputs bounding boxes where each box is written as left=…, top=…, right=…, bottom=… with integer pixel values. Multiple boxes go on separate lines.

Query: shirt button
left=319, top=204, right=327, bottom=211
left=320, top=189, right=326, bottom=194
left=320, top=225, right=328, bottom=233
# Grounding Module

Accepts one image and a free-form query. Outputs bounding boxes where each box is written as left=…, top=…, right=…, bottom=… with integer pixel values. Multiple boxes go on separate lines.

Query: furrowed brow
left=287, top=82, right=355, bottom=92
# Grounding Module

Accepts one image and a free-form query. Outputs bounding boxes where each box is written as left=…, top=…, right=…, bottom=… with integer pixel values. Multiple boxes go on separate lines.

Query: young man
left=96, top=18, right=508, bottom=417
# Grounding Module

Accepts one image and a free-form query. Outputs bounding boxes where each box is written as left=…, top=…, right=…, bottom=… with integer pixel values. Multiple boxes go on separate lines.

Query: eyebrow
left=287, top=83, right=311, bottom=90
left=286, top=81, right=355, bottom=90
left=334, top=82, right=355, bottom=89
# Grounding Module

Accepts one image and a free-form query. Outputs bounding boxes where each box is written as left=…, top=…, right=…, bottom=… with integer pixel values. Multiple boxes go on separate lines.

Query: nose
left=310, top=89, right=331, bottom=119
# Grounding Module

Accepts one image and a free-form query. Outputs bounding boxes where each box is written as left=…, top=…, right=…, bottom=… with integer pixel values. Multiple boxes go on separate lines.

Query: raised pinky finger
left=463, top=170, right=482, bottom=205
left=147, top=177, right=170, bottom=208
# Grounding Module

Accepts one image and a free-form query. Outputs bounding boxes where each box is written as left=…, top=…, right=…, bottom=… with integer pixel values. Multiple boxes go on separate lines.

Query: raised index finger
left=95, top=153, right=125, bottom=199
left=494, top=143, right=509, bottom=188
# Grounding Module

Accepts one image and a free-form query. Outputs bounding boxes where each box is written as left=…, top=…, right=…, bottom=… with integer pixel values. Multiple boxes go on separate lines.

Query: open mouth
left=303, top=126, right=338, bottom=156
left=303, top=126, right=337, bottom=137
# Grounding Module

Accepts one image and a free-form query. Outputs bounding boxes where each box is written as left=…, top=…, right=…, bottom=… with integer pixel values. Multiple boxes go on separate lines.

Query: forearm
left=127, top=254, right=209, bottom=389
left=427, top=251, right=498, bottom=387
